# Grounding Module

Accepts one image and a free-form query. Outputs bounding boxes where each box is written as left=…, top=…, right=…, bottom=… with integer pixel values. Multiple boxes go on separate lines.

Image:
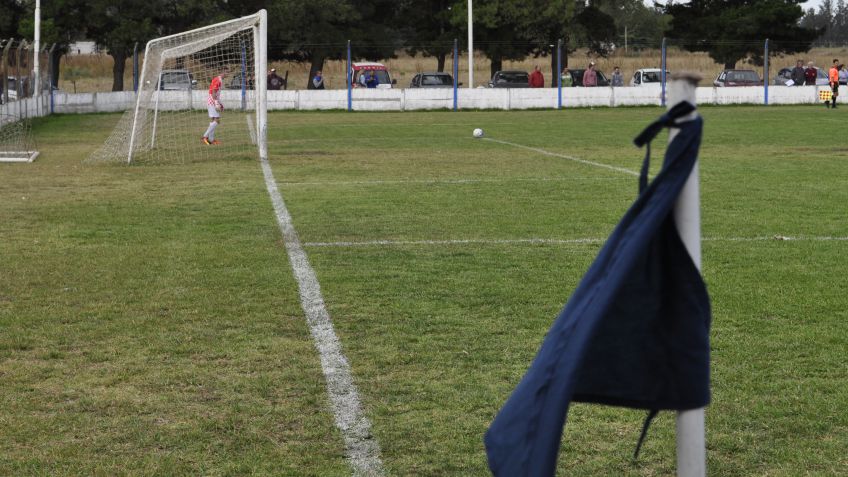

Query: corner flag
left=484, top=103, right=711, bottom=476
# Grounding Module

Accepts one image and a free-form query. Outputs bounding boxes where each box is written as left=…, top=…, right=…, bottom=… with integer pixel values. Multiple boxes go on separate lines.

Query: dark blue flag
left=484, top=103, right=711, bottom=476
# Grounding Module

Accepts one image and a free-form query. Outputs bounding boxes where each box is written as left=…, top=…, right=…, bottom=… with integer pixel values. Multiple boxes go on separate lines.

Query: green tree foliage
left=593, top=0, right=668, bottom=50
left=397, top=0, right=456, bottom=72
left=15, top=0, right=89, bottom=88
left=800, top=0, right=848, bottom=46
left=450, top=0, right=539, bottom=78
left=665, top=0, right=820, bottom=69
left=249, top=0, right=401, bottom=89
left=86, top=0, right=159, bottom=91
left=0, top=0, right=26, bottom=39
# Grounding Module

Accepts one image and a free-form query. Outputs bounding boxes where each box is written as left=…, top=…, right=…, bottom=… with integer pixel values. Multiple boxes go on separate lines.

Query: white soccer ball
left=473, top=128, right=484, bottom=138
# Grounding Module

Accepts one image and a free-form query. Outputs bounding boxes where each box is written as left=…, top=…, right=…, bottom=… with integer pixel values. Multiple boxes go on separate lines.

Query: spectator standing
left=583, top=61, right=598, bottom=87
left=805, top=61, right=818, bottom=86
left=840, top=64, right=848, bottom=86
left=529, top=65, right=544, bottom=88
left=561, top=68, right=573, bottom=87
left=611, top=66, right=624, bottom=87
left=267, top=68, right=284, bottom=90
left=312, top=70, right=325, bottom=90
left=365, top=71, right=379, bottom=88
left=790, top=60, right=806, bottom=86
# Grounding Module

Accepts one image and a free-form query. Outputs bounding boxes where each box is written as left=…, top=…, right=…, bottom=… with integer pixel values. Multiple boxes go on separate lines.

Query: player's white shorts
left=207, top=103, right=221, bottom=118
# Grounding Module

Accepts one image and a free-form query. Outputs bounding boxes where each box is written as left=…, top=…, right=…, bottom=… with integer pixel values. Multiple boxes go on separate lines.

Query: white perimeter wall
left=38, top=85, right=834, bottom=114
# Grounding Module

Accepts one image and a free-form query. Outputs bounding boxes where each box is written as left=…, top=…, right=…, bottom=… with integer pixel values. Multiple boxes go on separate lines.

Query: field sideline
left=1, top=106, right=847, bottom=475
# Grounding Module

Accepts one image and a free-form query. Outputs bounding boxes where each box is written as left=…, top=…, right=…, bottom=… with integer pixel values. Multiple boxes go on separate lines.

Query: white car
left=630, top=68, right=670, bottom=87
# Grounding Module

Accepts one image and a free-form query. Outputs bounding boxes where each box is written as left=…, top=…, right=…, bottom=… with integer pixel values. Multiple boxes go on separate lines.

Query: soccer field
left=1, top=106, right=846, bottom=476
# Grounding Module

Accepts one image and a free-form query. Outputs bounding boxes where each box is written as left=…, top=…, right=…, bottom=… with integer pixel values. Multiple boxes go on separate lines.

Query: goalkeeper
left=202, top=66, right=229, bottom=145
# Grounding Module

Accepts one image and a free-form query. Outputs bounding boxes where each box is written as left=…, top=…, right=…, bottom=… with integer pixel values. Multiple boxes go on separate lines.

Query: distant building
left=69, top=41, right=98, bottom=55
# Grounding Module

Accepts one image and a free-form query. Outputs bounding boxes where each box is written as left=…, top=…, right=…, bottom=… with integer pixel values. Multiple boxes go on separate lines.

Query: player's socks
left=203, top=121, right=218, bottom=140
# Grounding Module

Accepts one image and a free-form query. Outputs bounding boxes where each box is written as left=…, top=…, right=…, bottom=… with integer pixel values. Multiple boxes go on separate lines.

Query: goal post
left=0, top=114, right=39, bottom=163
left=88, top=10, right=267, bottom=164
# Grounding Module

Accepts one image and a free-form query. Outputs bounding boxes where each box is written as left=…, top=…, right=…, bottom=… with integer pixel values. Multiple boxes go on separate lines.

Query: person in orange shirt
left=828, top=59, right=840, bottom=108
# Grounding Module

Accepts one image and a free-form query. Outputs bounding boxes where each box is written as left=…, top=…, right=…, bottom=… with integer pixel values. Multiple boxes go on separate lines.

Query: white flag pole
left=467, top=0, right=473, bottom=89
left=33, top=0, right=41, bottom=98
left=667, top=72, right=706, bottom=477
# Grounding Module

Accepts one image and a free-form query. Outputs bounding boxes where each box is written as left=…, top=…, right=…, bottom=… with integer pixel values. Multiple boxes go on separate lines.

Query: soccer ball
left=473, top=128, right=484, bottom=138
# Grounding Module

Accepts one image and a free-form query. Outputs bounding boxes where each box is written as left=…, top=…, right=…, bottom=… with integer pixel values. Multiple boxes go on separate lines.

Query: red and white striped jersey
left=208, top=76, right=223, bottom=106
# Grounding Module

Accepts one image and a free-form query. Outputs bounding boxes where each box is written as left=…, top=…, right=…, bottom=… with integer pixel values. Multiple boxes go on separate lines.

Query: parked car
left=409, top=72, right=457, bottom=88
left=713, top=69, right=761, bottom=87
left=772, top=66, right=828, bottom=86
left=630, top=68, right=670, bottom=87
left=225, top=74, right=255, bottom=90
left=3, top=76, right=18, bottom=101
left=488, top=70, right=530, bottom=88
left=351, top=62, right=397, bottom=89
left=157, top=70, right=197, bottom=90
left=565, top=68, right=610, bottom=87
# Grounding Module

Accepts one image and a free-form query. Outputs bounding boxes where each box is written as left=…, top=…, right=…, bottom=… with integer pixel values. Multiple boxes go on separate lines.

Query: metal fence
left=0, top=38, right=55, bottom=119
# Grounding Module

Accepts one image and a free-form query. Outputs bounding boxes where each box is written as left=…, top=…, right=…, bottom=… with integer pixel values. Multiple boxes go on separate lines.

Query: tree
left=594, top=0, right=667, bottom=50
left=449, top=0, right=541, bottom=79
left=0, top=0, right=26, bottom=39
left=254, top=0, right=400, bottom=89
left=397, top=0, right=456, bottom=72
left=665, top=0, right=820, bottom=69
left=86, top=0, right=159, bottom=91
left=15, top=0, right=90, bottom=89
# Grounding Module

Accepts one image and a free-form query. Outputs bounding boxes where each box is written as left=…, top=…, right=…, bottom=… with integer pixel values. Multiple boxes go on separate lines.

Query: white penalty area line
left=303, top=235, right=848, bottom=248
left=483, top=137, right=640, bottom=177
left=260, top=156, right=385, bottom=477
left=278, top=176, right=628, bottom=187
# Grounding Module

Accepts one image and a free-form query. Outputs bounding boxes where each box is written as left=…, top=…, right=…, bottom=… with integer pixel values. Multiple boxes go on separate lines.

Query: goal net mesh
left=0, top=114, right=38, bottom=162
left=88, top=14, right=262, bottom=164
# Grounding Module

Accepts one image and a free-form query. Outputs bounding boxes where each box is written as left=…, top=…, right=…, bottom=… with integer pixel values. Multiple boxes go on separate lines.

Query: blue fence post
left=557, top=38, right=562, bottom=110
left=661, top=37, right=667, bottom=107
left=764, top=38, right=769, bottom=106
left=347, top=40, right=352, bottom=112
left=240, top=40, right=247, bottom=111
left=453, top=39, right=459, bottom=111
left=132, top=42, right=139, bottom=92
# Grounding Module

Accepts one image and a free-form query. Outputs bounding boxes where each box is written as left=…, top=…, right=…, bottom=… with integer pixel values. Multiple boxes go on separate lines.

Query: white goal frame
left=126, top=10, right=267, bottom=164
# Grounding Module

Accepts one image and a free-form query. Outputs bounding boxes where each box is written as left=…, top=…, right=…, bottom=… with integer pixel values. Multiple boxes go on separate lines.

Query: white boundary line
left=260, top=157, right=385, bottom=477
left=302, top=235, right=848, bottom=248
left=278, top=176, right=628, bottom=187
left=483, top=137, right=640, bottom=177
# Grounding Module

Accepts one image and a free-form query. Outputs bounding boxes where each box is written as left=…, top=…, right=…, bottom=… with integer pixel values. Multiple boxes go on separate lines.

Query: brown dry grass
left=58, top=46, right=848, bottom=93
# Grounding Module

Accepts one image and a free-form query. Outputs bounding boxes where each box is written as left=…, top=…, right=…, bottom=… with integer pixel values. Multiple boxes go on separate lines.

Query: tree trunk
left=308, top=53, right=325, bottom=89
left=437, top=52, right=446, bottom=72
left=550, top=53, right=558, bottom=87
left=50, top=50, right=62, bottom=89
left=111, top=50, right=126, bottom=92
left=490, top=55, right=503, bottom=79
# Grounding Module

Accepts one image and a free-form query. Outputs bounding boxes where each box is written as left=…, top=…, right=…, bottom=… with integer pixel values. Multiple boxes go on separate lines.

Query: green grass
left=2, top=106, right=847, bottom=475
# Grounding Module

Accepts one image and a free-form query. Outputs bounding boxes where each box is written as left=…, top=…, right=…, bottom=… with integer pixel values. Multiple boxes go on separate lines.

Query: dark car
left=566, top=68, right=610, bottom=87
left=409, top=72, right=457, bottom=88
left=488, top=70, right=530, bottom=88
left=714, top=69, right=761, bottom=87
left=157, top=70, right=197, bottom=90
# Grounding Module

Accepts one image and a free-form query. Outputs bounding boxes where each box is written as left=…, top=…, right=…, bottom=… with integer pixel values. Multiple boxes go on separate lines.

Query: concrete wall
left=43, top=85, right=832, bottom=114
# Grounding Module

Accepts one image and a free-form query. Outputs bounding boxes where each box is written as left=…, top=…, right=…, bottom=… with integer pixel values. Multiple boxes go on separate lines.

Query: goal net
left=88, top=10, right=267, bottom=164
left=0, top=114, right=39, bottom=162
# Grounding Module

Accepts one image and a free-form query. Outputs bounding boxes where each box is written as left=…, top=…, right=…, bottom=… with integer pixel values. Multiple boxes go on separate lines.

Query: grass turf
left=1, top=106, right=846, bottom=475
